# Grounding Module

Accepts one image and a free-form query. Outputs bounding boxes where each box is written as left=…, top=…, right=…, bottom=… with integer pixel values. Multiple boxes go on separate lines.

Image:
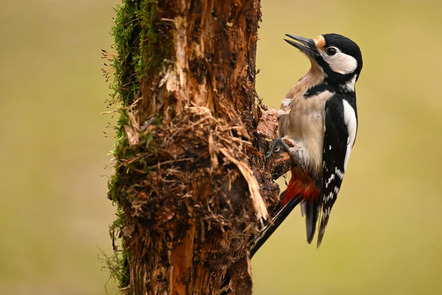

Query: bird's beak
left=284, top=34, right=320, bottom=58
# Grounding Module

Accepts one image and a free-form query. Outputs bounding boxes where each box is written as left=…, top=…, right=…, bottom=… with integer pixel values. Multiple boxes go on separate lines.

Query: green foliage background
left=0, top=0, right=440, bottom=294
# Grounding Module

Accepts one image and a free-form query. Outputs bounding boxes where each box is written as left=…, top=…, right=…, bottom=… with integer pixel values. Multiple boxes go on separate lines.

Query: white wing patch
left=342, top=99, right=357, bottom=170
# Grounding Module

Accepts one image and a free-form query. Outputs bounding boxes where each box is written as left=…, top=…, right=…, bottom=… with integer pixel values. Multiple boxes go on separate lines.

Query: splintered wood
left=256, top=108, right=279, bottom=139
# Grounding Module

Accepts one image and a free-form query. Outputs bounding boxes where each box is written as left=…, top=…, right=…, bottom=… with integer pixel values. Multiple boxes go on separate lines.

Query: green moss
left=110, top=0, right=170, bottom=108
left=109, top=0, right=163, bottom=203
left=106, top=0, right=173, bottom=291
left=107, top=208, right=130, bottom=288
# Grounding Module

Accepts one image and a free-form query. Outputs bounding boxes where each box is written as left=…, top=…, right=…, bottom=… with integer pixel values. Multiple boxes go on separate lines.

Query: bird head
left=285, top=33, right=363, bottom=88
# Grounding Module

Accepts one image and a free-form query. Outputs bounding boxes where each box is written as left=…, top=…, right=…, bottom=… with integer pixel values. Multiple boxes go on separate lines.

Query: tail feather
left=302, top=201, right=319, bottom=244
left=249, top=194, right=301, bottom=258
left=284, top=167, right=320, bottom=243
left=249, top=167, right=321, bottom=257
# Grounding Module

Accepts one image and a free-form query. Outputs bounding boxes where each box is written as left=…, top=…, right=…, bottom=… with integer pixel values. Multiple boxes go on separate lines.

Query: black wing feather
left=317, top=94, right=354, bottom=246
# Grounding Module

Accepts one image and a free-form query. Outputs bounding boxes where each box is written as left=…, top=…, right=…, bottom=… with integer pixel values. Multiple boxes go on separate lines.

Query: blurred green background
left=0, top=0, right=440, bottom=294
left=0, top=1, right=118, bottom=294
left=254, top=1, right=442, bottom=295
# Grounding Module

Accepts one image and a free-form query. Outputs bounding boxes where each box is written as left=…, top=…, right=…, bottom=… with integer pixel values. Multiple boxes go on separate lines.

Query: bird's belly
left=279, top=91, right=332, bottom=174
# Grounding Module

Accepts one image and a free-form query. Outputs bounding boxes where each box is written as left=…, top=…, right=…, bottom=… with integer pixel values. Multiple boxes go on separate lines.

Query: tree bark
left=106, top=0, right=282, bottom=294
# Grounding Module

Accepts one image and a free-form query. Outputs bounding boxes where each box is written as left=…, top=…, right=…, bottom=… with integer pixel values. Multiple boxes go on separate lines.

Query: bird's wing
left=317, top=94, right=357, bottom=246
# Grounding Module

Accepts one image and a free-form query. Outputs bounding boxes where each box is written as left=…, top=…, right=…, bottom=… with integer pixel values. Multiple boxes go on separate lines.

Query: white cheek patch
left=327, top=53, right=358, bottom=75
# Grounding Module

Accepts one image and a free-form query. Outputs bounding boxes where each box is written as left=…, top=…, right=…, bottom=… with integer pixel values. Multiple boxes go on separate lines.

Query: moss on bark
left=105, top=1, right=280, bottom=293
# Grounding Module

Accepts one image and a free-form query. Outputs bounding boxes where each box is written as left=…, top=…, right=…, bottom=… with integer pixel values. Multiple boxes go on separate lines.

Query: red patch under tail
left=281, top=167, right=320, bottom=206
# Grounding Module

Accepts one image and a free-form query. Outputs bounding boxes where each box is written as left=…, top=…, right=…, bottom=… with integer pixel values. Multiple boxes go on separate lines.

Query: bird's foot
left=266, top=137, right=296, bottom=158
left=266, top=137, right=306, bottom=171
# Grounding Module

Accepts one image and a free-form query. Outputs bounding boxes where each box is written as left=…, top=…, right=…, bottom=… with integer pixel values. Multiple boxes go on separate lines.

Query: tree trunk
left=106, top=0, right=280, bottom=294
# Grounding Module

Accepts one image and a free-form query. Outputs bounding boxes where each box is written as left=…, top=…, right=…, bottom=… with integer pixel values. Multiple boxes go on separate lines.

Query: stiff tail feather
left=301, top=201, right=319, bottom=243
left=284, top=167, right=320, bottom=244
left=249, top=168, right=321, bottom=257
left=249, top=194, right=301, bottom=258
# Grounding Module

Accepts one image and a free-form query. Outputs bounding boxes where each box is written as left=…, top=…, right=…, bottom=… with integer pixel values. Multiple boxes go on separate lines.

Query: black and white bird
left=250, top=33, right=363, bottom=257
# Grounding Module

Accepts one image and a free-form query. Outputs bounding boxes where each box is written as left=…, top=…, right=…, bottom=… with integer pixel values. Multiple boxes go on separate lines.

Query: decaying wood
left=267, top=151, right=294, bottom=180
left=256, top=108, right=279, bottom=139
left=107, top=1, right=297, bottom=294
left=257, top=107, right=296, bottom=179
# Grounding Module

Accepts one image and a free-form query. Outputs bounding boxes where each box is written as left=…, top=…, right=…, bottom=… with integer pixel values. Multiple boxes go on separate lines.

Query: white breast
left=279, top=90, right=333, bottom=175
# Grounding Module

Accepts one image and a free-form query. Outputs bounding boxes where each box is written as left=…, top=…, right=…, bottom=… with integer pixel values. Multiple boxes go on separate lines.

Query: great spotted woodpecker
left=250, top=33, right=362, bottom=257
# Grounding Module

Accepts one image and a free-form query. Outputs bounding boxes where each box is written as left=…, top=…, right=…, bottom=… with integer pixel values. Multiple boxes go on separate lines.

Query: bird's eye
left=326, top=47, right=337, bottom=56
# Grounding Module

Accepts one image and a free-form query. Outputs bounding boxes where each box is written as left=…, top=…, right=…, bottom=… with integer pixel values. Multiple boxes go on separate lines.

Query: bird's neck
left=337, top=74, right=357, bottom=93
left=285, top=63, right=325, bottom=99
left=317, top=72, right=358, bottom=95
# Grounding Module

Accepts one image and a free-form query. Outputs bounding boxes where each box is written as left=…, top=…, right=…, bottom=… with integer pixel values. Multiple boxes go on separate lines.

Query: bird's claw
left=266, top=137, right=293, bottom=158
left=266, top=138, right=281, bottom=158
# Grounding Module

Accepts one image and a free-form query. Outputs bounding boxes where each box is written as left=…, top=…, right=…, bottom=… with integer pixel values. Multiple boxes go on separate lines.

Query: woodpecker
left=250, top=33, right=362, bottom=256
